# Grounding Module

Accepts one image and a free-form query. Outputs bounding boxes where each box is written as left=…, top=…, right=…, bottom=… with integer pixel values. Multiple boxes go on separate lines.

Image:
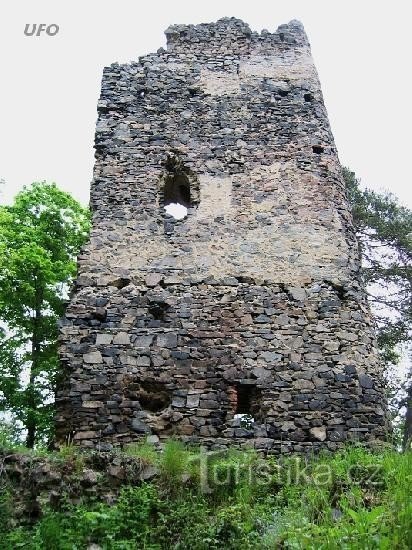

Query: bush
left=0, top=420, right=22, bottom=450
left=2, top=444, right=411, bottom=549
left=0, top=489, right=12, bottom=535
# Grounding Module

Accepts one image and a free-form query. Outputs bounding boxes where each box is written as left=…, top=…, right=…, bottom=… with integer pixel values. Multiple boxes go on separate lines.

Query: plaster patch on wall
left=239, top=48, right=317, bottom=82
left=197, top=176, right=233, bottom=218
left=197, top=69, right=241, bottom=96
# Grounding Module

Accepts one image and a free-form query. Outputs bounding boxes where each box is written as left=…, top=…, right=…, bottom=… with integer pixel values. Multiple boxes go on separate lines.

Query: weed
left=123, top=440, right=158, bottom=465
left=1, top=444, right=411, bottom=549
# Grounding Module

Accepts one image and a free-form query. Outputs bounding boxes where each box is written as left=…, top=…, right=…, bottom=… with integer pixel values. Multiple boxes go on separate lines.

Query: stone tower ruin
left=56, top=18, right=387, bottom=452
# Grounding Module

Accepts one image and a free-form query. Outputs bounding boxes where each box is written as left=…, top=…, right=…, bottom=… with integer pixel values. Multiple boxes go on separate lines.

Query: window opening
left=163, top=172, right=190, bottom=220
left=233, top=385, right=262, bottom=428
left=160, top=153, right=199, bottom=223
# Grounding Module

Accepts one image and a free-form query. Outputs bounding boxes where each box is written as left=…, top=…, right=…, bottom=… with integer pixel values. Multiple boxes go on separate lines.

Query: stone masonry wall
left=56, top=18, right=388, bottom=453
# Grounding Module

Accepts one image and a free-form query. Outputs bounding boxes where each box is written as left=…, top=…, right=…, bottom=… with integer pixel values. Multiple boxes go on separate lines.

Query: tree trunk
left=403, top=381, right=412, bottom=452
left=25, top=284, right=42, bottom=448
left=25, top=412, right=36, bottom=448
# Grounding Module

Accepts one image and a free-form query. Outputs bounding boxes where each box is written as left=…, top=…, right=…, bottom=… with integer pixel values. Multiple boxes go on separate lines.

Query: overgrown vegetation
left=0, top=440, right=411, bottom=549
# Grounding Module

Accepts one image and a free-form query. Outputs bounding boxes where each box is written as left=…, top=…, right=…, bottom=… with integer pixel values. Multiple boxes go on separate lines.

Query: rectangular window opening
left=233, top=384, right=263, bottom=427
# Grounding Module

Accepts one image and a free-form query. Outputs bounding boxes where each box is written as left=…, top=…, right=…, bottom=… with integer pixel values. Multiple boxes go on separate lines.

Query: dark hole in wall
left=304, top=93, right=313, bottom=102
left=164, top=173, right=191, bottom=208
left=148, top=301, right=169, bottom=321
left=122, top=377, right=172, bottom=413
left=331, top=283, right=346, bottom=301
left=93, top=307, right=107, bottom=322
left=188, top=87, right=199, bottom=97
left=312, top=145, right=324, bottom=154
left=279, top=89, right=289, bottom=97
left=137, top=381, right=171, bottom=412
left=235, top=385, right=263, bottom=421
left=235, top=275, right=256, bottom=284
left=111, top=277, right=131, bottom=289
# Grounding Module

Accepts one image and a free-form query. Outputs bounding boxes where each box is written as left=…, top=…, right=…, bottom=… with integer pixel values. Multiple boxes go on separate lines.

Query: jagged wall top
left=164, top=17, right=309, bottom=54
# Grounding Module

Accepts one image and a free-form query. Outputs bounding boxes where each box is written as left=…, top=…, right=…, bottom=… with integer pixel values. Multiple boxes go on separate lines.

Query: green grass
left=122, top=440, right=158, bottom=464
left=1, top=443, right=411, bottom=549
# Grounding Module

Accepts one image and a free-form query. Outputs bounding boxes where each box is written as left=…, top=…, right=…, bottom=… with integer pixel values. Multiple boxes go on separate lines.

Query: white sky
left=0, top=0, right=411, bottom=208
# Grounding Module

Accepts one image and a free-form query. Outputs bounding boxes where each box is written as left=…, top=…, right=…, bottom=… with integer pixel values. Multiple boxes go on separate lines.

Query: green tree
left=0, top=182, right=90, bottom=447
left=343, top=168, right=412, bottom=448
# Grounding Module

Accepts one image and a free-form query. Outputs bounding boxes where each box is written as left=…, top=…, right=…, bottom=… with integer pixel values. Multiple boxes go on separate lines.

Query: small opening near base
left=232, top=385, right=263, bottom=427
left=234, top=413, right=254, bottom=428
left=123, top=378, right=171, bottom=413
left=138, top=381, right=171, bottom=412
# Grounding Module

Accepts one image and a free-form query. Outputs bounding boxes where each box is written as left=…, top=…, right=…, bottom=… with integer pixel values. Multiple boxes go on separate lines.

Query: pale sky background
left=0, top=0, right=411, bottom=208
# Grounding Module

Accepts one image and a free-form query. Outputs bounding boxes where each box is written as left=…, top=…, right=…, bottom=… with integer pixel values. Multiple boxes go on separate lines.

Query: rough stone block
left=83, top=351, right=103, bottom=364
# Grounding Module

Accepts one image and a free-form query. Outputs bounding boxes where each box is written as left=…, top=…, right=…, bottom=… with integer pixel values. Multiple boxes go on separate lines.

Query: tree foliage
left=343, top=168, right=412, bottom=448
left=0, top=182, right=90, bottom=447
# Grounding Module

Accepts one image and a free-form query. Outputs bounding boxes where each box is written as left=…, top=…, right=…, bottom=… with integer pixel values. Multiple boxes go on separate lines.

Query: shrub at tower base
left=0, top=441, right=411, bottom=548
